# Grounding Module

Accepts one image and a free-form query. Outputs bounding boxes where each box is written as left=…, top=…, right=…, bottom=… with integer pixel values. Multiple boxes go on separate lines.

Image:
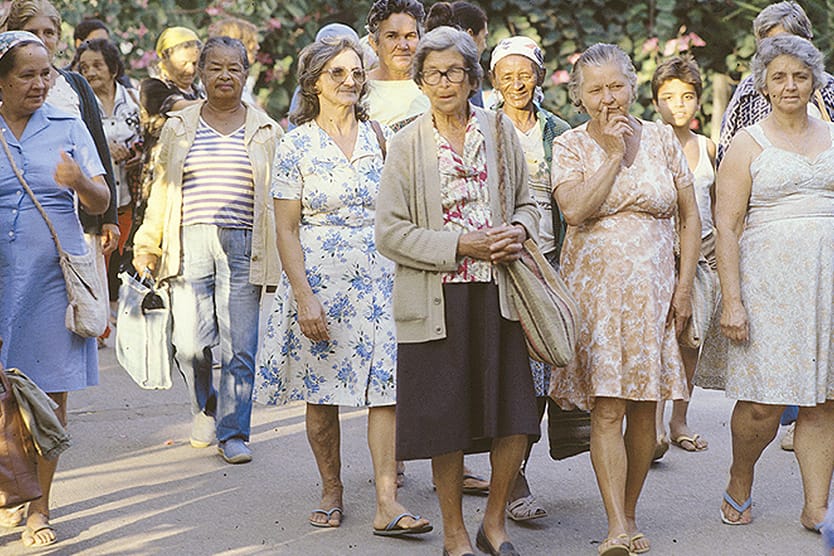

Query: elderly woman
left=75, top=39, right=142, bottom=306
left=132, top=37, right=282, bottom=464
left=550, top=43, right=700, bottom=556
left=376, top=26, right=540, bottom=556
left=0, top=31, right=109, bottom=547
left=489, top=35, right=572, bottom=522
left=704, top=35, right=834, bottom=532
left=254, top=37, right=431, bottom=537
left=139, top=26, right=203, bottom=158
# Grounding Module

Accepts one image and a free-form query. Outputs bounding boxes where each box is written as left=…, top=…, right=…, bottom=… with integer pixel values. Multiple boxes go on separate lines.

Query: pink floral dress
left=549, top=121, right=692, bottom=410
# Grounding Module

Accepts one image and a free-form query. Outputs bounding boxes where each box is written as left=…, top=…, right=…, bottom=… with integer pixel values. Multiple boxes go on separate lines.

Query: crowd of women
left=0, top=0, right=831, bottom=553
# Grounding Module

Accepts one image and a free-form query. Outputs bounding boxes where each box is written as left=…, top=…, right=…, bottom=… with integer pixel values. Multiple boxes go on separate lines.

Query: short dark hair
left=74, top=18, right=108, bottom=43
left=198, top=36, right=250, bottom=72
left=73, top=38, right=124, bottom=80
left=651, top=56, right=703, bottom=101
left=425, top=1, right=486, bottom=35
left=366, top=0, right=425, bottom=39
left=0, top=39, right=46, bottom=78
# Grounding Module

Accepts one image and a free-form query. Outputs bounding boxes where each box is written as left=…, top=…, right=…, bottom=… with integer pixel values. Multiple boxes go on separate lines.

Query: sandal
left=309, top=507, right=343, bottom=528
left=720, top=491, right=752, bottom=525
left=598, top=534, right=630, bottom=556
left=506, top=495, right=548, bottom=522
left=629, top=532, right=651, bottom=554
left=0, top=504, right=25, bottom=528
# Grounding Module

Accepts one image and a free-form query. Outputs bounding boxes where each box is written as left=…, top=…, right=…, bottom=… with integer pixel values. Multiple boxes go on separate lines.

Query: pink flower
left=567, top=52, right=581, bottom=65
left=688, top=32, right=706, bottom=47
left=206, top=6, right=221, bottom=16
left=268, top=18, right=282, bottom=30
left=642, top=37, right=659, bottom=54
left=551, top=70, right=570, bottom=85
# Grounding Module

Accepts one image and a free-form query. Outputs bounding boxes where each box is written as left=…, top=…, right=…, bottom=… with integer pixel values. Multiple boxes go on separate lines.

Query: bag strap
left=0, top=130, right=66, bottom=255
left=495, top=110, right=509, bottom=224
left=369, top=119, right=386, bottom=161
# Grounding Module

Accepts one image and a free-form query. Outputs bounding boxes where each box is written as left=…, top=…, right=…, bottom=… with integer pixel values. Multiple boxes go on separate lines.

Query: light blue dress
left=255, top=121, right=397, bottom=407
left=0, top=105, right=105, bottom=392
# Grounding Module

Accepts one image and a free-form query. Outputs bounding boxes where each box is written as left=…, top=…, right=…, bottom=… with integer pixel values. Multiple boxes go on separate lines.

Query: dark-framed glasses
left=420, top=66, right=467, bottom=85
left=326, top=67, right=366, bottom=84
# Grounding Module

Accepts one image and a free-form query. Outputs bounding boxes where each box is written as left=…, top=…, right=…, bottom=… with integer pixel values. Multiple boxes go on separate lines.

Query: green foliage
left=51, top=0, right=834, bottom=132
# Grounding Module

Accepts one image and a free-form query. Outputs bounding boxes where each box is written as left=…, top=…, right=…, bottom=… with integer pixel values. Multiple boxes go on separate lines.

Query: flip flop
left=21, top=524, right=57, bottom=547
left=462, top=473, right=489, bottom=495
left=309, top=507, right=343, bottom=528
left=506, top=495, right=548, bottom=522
left=672, top=433, right=707, bottom=452
left=629, top=532, right=650, bottom=554
left=598, top=534, right=630, bottom=556
left=720, top=491, right=752, bottom=525
left=372, top=512, right=433, bottom=537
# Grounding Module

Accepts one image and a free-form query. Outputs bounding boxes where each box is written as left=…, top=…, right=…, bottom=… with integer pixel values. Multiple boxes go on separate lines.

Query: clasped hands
left=458, top=223, right=527, bottom=264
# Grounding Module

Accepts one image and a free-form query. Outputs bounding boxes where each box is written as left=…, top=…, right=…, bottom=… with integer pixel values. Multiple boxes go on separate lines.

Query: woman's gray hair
left=753, top=1, right=813, bottom=41
left=198, top=36, right=250, bottom=72
left=752, top=35, right=824, bottom=97
left=567, top=43, right=638, bottom=111
left=412, top=26, right=482, bottom=98
left=289, top=36, right=369, bottom=126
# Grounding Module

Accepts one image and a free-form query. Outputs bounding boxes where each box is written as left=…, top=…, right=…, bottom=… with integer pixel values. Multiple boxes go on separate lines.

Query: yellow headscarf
left=155, top=26, right=199, bottom=57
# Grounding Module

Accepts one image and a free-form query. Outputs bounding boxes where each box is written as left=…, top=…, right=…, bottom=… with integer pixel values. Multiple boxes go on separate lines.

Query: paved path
left=0, top=344, right=827, bottom=555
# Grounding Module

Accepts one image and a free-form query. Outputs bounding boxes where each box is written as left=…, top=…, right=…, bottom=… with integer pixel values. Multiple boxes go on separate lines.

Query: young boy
left=651, top=56, right=716, bottom=458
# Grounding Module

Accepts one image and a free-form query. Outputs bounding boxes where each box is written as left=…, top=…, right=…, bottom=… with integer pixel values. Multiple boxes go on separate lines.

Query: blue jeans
left=170, top=225, right=261, bottom=442
left=781, top=406, right=799, bottom=426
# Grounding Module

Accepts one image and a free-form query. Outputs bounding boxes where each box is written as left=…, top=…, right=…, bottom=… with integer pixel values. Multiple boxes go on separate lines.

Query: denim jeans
left=170, top=225, right=261, bottom=442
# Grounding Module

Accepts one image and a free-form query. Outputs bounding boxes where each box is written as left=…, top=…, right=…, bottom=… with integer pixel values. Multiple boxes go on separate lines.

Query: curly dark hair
left=425, top=1, right=486, bottom=35
left=366, top=0, right=425, bottom=40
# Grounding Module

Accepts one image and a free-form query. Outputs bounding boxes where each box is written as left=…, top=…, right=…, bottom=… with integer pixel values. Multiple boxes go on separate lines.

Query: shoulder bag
left=115, top=271, right=174, bottom=389
left=494, top=111, right=579, bottom=367
left=0, top=132, right=108, bottom=338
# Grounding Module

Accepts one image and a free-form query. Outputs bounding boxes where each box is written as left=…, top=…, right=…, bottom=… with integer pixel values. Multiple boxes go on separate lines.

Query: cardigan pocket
left=393, top=266, right=428, bottom=321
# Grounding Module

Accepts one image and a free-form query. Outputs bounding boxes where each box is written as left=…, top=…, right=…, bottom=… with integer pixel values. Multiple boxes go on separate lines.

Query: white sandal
left=506, top=494, right=548, bottom=521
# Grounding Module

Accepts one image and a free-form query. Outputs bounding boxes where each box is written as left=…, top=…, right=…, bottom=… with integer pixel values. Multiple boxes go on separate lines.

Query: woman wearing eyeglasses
left=255, top=37, right=432, bottom=537
left=375, top=27, right=540, bottom=556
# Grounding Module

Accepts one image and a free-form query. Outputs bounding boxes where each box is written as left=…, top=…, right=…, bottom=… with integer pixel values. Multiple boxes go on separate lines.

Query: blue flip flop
left=309, top=507, right=343, bottom=528
left=721, top=491, right=752, bottom=525
left=373, top=512, right=433, bottom=537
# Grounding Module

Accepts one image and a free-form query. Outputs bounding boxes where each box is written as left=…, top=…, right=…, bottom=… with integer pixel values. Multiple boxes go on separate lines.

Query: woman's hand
left=457, top=230, right=494, bottom=261
left=487, top=224, right=526, bottom=264
left=720, top=299, right=749, bottom=343
left=132, top=253, right=158, bottom=276
left=296, top=294, right=330, bottom=342
left=109, top=141, right=131, bottom=163
left=53, top=151, right=86, bottom=191
left=101, top=223, right=120, bottom=256
left=668, top=286, right=693, bottom=337
left=596, top=106, right=631, bottom=160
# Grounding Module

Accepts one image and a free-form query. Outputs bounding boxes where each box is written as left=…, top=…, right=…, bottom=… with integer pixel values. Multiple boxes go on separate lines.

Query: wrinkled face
left=201, top=46, right=247, bottom=103
left=163, top=44, right=200, bottom=90
left=316, top=48, right=364, bottom=110
left=0, top=44, right=52, bottom=116
left=370, top=13, right=419, bottom=77
left=579, top=62, right=632, bottom=120
left=78, top=49, right=115, bottom=94
left=493, top=55, right=538, bottom=112
left=763, top=54, right=813, bottom=113
left=419, top=48, right=472, bottom=116
left=654, top=78, right=699, bottom=129
left=22, top=15, right=59, bottom=59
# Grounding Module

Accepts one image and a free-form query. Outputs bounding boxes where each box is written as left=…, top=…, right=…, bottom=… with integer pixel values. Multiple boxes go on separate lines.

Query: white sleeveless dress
left=699, top=123, right=834, bottom=405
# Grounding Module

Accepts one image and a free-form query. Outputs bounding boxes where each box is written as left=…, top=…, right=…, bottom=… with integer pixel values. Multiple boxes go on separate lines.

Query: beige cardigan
left=375, top=106, right=539, bottom=343
left=133, top=102, right=283, bottom=285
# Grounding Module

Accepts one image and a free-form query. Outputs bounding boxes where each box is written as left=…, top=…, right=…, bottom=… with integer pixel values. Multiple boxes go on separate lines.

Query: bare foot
left=309, top=489, right=343, bottom=528
left=800, top=507, right=826, bottom=532
left=22, top=513, right=56, bottom=547
left=669, top=422, right=708, bottom=451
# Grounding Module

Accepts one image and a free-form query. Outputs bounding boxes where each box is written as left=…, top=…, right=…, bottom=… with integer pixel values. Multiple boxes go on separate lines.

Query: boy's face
left=654, top=78, right=699, bottom=129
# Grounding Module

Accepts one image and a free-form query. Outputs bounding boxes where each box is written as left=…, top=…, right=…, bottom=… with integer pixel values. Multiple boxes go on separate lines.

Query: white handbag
left=115, top=272, right=174, bottom=389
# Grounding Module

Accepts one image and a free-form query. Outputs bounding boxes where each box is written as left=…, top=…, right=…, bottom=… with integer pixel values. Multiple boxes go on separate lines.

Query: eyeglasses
left=325, top=67, right=366, bottom=85
left=420, top=67, right=468, bottom=86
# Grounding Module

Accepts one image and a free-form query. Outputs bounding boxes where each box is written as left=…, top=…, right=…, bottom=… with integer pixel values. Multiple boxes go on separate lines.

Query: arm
left=274, top=198, right=329, bottom=342
left=672, top=183, right=700, bottom=332
left=375, top=133, right=461, bottom=272
left=132, top=122, right=174, bottom=272
left=714, top=132, right=755, bottom=342
left=553, top=109, right=631, bottom=225
left=54, top=152, right=109, bottom=214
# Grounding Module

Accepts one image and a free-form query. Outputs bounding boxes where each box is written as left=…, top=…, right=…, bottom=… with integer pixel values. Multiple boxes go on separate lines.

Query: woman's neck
left=316, top=104, right=357, bottom=135
left=0, top=104, right=32, bottom=139
left=502, top=102, right=537, bottom=133
left=769, top=107, right=810, bottom=134
left=95, top=81, right=117, bottom=116
left=432, top=105, right=470, bottom=134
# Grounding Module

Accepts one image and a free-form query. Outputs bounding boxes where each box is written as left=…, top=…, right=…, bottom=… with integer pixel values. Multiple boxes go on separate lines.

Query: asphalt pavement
left=0, top=342, right=827, bottom=555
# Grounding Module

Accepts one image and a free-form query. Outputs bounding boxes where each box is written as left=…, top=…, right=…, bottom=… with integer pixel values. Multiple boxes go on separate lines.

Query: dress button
left=8, top=231, right=13, bottom=238
left=434, top=326, right=442, bottom=333
left=11, top=209, right=17, bottom=215
left=433, top=297, right=441, bottom=305
left=251, top=255, right=259, bottom=261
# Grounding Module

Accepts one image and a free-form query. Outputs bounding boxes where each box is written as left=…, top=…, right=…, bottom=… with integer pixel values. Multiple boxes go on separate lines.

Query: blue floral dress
left=255, top=121, right=397, bottom=407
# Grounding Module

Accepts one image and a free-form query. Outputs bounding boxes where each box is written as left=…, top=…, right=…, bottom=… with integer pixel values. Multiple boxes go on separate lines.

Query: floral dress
left=254, top=121, right=397, bottom=407
left=549, top=121, right=691, bottom=411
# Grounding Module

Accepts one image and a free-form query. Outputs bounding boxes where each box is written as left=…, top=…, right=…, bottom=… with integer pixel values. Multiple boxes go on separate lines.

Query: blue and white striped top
left=182, top=120, right=254, bottom=229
